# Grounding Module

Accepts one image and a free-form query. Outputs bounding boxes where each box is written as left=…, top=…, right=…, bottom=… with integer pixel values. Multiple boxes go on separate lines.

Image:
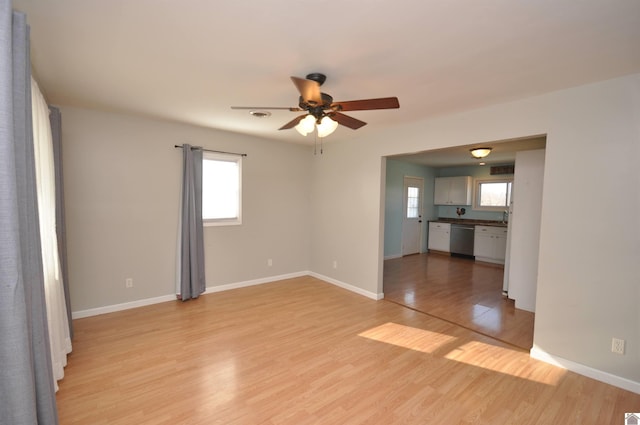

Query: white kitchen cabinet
left=494, top=231, right=507, bottom=262
left=434, top=176, right=472, bottom=205
left=428, top=222, right=450, bottom=252
left=474, top=225, right=508, bottom=264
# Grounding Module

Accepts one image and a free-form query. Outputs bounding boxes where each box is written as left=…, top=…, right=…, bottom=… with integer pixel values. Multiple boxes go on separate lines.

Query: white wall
left=534, top=75, right=640, bottom=384
left=310, top=141, right=386, bottom=297
left=310, top=74, right=640, bottom=387
left=507, top=149, right=545, bottom=312
left=61, top=106, right=312, bottom=312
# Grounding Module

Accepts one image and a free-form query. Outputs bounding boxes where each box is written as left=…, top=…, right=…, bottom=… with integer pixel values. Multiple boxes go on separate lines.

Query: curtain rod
left=174, top=145, right=247, bottom=157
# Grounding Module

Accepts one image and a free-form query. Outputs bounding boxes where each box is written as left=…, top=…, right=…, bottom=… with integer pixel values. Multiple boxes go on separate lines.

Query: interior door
left=401, top=176, right=424, bottom=256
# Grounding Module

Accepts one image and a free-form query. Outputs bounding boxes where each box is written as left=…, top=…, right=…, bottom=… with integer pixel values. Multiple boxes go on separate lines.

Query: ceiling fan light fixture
left=295, top=114, right=316, bottom=136
left=317, top=116, right=339, bottom=138
left=470, top=147, right=492, bottom=159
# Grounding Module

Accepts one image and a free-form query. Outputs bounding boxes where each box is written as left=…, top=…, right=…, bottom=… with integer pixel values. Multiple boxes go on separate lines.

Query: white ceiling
left=390, top=135, right=547, bottom=168
left=13, top=0, right=640, bottom=150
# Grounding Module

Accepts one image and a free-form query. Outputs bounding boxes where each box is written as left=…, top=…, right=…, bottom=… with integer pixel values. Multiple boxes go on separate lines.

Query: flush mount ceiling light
left=295, top=114, right=339, bottom=138
left=470, top=147, right=492, bottom=159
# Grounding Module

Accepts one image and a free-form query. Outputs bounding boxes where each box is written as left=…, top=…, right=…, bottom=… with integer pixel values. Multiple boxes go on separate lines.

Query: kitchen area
left=383, top=138, right=546, bottom=348
left=427, top=174, right=512, bottom=293
left=429, top=220, right=508, bottom=262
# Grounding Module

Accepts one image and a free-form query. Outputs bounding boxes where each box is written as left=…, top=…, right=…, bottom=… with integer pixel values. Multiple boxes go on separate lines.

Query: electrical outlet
left=332, top=260, right=338, bottom=269
left=611, top=337, right=625, bottom=355
left=267, top=259, right=273, bottom=267
left=125, top=278, right=133, bottom=288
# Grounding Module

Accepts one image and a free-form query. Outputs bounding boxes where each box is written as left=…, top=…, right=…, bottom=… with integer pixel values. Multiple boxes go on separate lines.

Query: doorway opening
left=382, top=136, right=546, bottom=350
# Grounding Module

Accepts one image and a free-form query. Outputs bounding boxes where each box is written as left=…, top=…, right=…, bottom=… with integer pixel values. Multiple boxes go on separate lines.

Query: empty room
left=2, top=1, right=640, bottom=424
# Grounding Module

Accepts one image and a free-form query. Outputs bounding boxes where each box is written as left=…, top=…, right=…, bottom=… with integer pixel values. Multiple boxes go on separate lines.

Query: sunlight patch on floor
left=200, top=357, right=237, bottom=404
left=444, top=340, right=566, bottom=386
left=358, top=322, right=458, bottom=353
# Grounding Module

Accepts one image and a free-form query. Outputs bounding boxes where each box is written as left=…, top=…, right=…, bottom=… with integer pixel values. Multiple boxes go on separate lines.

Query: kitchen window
left=474, top=178, right=512, bottom=211
left=202, top=151, right=242, bottom=226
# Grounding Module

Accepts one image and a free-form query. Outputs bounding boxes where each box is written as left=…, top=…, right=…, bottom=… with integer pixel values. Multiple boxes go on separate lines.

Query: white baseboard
left=71, top=270, right=381, bottom=319
left=384, top=254, right=403, bottom=260
left=530, top=345, right=640, bottom=394
left=204, top=271, right=308, bottom=294
left=308, top=272, right=383, bottom=300
left=72, top=294, right=177, bottom=319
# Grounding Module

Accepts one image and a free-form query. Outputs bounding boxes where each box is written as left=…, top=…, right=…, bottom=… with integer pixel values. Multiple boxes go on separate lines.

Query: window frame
left=202, top=151, right=242, bottom=227
left=473, top=177, right=513, bottom=211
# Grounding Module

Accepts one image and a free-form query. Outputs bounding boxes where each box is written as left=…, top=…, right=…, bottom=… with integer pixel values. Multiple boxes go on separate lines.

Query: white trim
left=71, top=272, right=384, bottom=318
left=72, top=294, right=177, bottom=319
left=308, top=272, right=384, bottom=300
left=384, top=254, right=403, bottom=260
left=530, top=345, right=640, bottom=394
left=204, top=271, right=308, bottom=293
left=472, top=177, right=513, bottom=212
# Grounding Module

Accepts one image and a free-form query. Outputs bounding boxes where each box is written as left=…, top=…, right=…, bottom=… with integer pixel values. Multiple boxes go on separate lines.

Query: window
left=202, top=152, right=242, bottom=226
left=406, top=186, right=420, bottom=218
left=474, top=178, right=512, bottom=210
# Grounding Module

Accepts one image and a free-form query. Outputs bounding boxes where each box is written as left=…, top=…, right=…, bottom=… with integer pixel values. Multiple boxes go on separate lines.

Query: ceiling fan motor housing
left=305, top=72, right=327, bottom=86
left=299, top=93, right=334, bottom=121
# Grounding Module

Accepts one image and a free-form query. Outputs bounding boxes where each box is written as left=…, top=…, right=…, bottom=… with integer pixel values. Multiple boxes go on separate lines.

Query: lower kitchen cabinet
left=474, top=225, right=508, bottom=264
left=428, top=222, right=451, bottom=252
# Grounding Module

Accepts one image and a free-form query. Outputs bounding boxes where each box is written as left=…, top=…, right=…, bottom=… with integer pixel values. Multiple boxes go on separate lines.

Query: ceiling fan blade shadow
left=291, top=76, right=322, bottom=105
left=279, top=114, right=308, bottom=130
left=332, top=97, right=399, bottom=111
left=332, top=112, right=367, bottom=130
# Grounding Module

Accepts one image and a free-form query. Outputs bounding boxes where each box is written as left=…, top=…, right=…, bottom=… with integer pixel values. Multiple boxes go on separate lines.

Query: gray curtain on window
left=179, top=144, right=206, bottom=300
left=0, top=3, right=60, bottom=424
left=49, top=105, right=72, bottom=338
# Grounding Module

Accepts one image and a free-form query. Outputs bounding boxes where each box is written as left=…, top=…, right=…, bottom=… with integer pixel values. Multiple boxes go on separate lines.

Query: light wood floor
left=56, top=276, right=639, bottom=424
left=384, top=253, right=535, bottom=350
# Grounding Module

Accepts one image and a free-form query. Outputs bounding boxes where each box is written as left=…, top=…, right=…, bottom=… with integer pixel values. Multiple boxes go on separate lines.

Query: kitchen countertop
left=431, top=218, right=508, bottom=227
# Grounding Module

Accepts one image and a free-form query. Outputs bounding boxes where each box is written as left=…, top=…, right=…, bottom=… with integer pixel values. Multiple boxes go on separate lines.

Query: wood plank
left=56, top=276, right=639, bottom=424
left=384, top=253, right=535, bottom=349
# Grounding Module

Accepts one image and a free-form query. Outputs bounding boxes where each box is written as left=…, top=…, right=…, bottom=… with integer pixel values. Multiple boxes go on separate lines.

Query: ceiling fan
left=231, top=73, right=400, bottom=137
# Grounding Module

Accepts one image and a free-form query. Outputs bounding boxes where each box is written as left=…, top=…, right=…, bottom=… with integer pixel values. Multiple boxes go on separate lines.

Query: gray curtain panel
left=179, top=144, right=206, bottom=300
left=0, top=3, right=60, bottom=424
left=0, top=0, right=58, bottom=425
left=49, top=105, right=72, bottom=338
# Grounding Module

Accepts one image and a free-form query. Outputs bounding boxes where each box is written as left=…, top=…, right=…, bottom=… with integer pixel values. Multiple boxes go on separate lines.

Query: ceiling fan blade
left=231, top=106, right=302, bottom=111
left=332, top=97, right=400, bottom=111
left=279, top=114, right=308, bottom=130
left=290, top=76, right=322, bottom=105
left=332, top=112, right=367, bottom=130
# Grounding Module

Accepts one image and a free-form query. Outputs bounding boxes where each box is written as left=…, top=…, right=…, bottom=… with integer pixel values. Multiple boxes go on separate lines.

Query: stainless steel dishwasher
left=450, top=224, right=475, bottom=257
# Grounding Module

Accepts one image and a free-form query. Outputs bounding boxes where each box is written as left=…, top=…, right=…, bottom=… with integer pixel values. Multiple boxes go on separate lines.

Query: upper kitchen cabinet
left=434, top=176, right=472, bottom=205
